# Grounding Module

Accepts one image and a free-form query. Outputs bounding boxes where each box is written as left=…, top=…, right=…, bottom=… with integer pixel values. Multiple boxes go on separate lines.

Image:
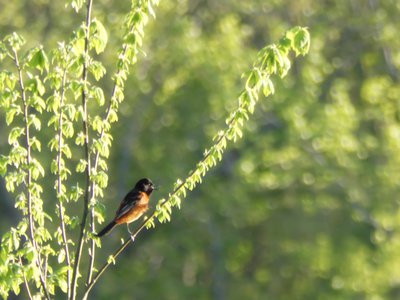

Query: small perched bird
left=96, top=178, right=156, bottom=238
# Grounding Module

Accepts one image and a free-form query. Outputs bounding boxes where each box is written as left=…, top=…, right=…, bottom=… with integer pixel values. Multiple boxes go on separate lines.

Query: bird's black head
left=135, top=178, right=156, bottom=195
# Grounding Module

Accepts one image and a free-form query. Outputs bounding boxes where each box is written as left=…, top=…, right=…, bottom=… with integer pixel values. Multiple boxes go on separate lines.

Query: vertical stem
left=84, top=24, right=134, bottom=286
left=13, top=49, right=51, bottom=300
left=57, top=67, right=72, bottom=298
left=87, top=204, right=96, bottom=284
left=70, top=0, right=94, bottom=299
left=84, top=0, right=96, bottom=285
left=19, top=257, right=33, bottom=300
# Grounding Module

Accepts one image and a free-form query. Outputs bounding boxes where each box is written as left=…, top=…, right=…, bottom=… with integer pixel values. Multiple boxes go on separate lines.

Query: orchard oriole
left=96, top=178, right=156, bottom=237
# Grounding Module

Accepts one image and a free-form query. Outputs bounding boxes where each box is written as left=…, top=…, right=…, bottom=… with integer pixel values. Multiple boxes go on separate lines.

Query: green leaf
left=11, top=277, right=21, bottom=296
left=108, top=109, right=118, bottom=123
left=30, top=137, right=41, bottom=152
left=48, top=115, right=59, bottom=129
left=92, top=86, right=105, bottom=106
left=94, top=201, right=105, bottom=223
left=147, top=0, right=157, bottom=18
left=11, top=228, right=20, bottom=250
left=97, top=158, right=108, bottom=171
left=64, top=104, right=77, bottom=120
left=46, top=72, right=62, bottom=90
left=71, top=39, right=85, bottom=57
left=76, top=159, right=87, bottom=173
left=107, top=255, right=116, bottom=265
left=75, top=132, right=85, bottom=146
left=246, top=69, right=261, bottom=90
left=57, top=249, right=65, bottom=264
left=48, top=137, right=59, bottom=151
left=70, top=0, right=84, bottom=12
left=62, top=121, right=74, bottom=138
left=6, top=108, right=18, bottom=125
left=62, top=144, right=72, bottom=159
left=58, top=276, right=68, bottom=293
left=92, top=116, right=103, bottom=133
left=50, top=160, right=58, bottom=174
left=4, top=32, right=25, bottom=51
left=88, top=61, right=106, bottom=81
left=69, top=80, right=83, bottom=100
left=92, top=170, right=108, bottom=188
left=90, top=19, right=108, bottom=54
left=35, top=76, right=45, bottom=96
left=30, top=159, right=45, bottom=179
left=30, top=115, right=41, bottom=130
left=27, top=77, right=45, bottom=96
left=26, top=47, right=49, bottom=74
left=46, top=95, right=60, bottom=113
left=293, top=27, right=310, bottom=56
left=0, top=43, right=7, bottom=62
left=262, top=77, right=275, bottom=97
left=0, top=156, right=8, bottom=176
left=8, top=127, right=24, bottom=144
left=70, top=184, right=84, bottom=202
left=32, top=94, right=46, bottom=113
left=93, top=139, right=110, bottom=158
left=145, top=217, right=155, bottom=229
left=276, top=53, right=291, bottom=78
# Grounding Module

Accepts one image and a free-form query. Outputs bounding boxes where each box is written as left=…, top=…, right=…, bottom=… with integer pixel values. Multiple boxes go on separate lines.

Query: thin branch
left=91, top=13, right=138, bottom=172
left=57, top=66, right=72, bottom=298
left=19, top=258, right=33, bottom=300
left=82, top=124, right=231, bottom=299
left=82, top=180, right=187, bottom=299
left=82, top=24, right=310, bottom=299
left=84, top=13, right=139, bottom=287
left=13, top=49, right=51, bottom=300
left=70, top=0, right=94, bottom=299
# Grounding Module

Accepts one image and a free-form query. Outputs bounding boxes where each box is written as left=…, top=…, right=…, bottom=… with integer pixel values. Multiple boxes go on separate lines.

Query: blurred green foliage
left=1, top=0, right=400, bottom=299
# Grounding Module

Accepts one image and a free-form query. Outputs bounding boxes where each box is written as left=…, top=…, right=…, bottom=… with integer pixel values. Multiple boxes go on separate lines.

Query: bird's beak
left=152, top=185, right=159, bottom=190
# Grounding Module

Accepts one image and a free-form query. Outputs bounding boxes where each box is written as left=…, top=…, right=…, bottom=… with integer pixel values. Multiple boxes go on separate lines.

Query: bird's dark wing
left=114, top=189, right=142, bottom=220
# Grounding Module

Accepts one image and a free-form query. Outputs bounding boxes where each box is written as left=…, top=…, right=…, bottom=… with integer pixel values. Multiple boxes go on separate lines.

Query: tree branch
left=57, top=65, right=72, bottom=298
left=82, top=25, right=311, bottom=296
left=70, top=0, right=94, bottom=299
left=19, top=257, right=33, bottom=300
left=82, top=123, right=231, bottom=299
left=13, top=48, right=51, bottom=300
left=84, top=1, right=153, bottom=287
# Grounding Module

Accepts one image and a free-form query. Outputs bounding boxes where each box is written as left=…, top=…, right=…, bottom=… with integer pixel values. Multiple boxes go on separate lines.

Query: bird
left=95, top=178, right=156, bottom=238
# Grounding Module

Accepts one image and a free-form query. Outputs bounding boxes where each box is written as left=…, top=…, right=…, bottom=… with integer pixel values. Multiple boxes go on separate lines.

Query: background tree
left=0, top=0, right=309, bottom=299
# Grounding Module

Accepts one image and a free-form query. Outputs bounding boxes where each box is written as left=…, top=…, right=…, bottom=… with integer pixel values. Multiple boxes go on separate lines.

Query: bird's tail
left=96, top=221, right=117, bottom=237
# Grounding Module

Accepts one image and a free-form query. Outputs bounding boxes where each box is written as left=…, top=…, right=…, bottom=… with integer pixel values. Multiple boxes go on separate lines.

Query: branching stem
left=70, top=0, right=94, bottom=299
left=12, top=49, right=51, bottom=300
left=57, top=66, right=72, bottom=298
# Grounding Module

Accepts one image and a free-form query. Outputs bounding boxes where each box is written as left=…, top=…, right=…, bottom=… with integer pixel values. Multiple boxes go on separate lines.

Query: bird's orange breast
left=115, top=204, right=149, bottom=224
left=115, top=192, right=150, bottom=224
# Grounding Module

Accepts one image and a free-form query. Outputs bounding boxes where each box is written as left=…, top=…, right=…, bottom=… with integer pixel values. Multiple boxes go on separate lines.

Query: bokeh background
left=1, top=0, right=400, bottom=299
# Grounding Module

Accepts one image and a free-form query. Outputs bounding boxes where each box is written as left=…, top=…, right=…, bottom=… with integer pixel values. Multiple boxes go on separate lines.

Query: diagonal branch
left=82, top=26, right=310, bottom=297
left=82, top=118, right=234, bottom=299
